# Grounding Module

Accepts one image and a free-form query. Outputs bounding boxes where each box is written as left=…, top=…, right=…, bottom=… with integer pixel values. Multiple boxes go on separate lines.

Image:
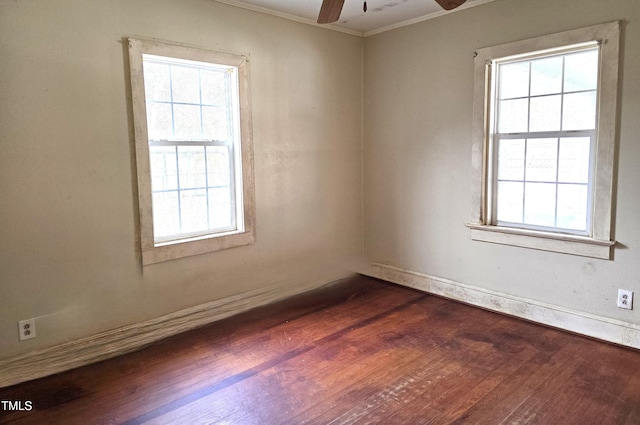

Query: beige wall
left=0, top=0, right=363, bottom=358
left=364, top=0, right=640, bottom=321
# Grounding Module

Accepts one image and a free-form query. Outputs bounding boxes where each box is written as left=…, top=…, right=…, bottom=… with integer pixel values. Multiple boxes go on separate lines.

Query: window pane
left=529, top=95, right=561, bottom=132
left=530, top=56, right=563, bottom=96
left=201, top=70, right=228, bottom=106
left=207, top=146, right=231, bottom=187
left=150, top=146, right=178, bottom=191
left=146, top=102, right=172, bottom=140
left=498, top=98, right=528, bottom=133
left=558, top=137, right=590, bottom=184
left=498, top=139, right=525, bottom=181
left=497, top=181, right=523, bottom=223
left=564, top=49, right=599, bottom=93
left=143, top=62, right=171, bottom=102
left=202, top=106, right=229, bottom=141
left=524, top=182, right=556, bottom=227
left=180, top=189, right=208, bottom=234
left=173, top=104, right=202, bottom=139
left=562, top=91, right=596, bottom=130
left=209, top=187, right=233, bottom=230
left=178, top=146, right=206, bottom=189
left=557, top=184, right=588, bottom=231
left=171, top=66, right=200, bottom=104
left=525, top=138, right=558, bottom=182
left=499, top=61, right=529, bottom=99
left=153, top=191, right=180, bottom=238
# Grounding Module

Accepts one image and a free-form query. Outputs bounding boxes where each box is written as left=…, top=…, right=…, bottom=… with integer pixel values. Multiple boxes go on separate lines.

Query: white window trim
left=467, top=22, right=620, bottom=259
left=128, top=38, right=256, bottom=265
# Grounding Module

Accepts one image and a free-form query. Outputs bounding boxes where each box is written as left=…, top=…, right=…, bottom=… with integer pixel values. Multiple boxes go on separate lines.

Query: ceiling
left=216, top=0, right=494, bottom=36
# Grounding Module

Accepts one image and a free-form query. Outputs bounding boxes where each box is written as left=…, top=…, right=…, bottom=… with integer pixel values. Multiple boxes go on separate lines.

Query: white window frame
left=128, top=38, right=256, bottom=265
left=467, top=22, right=620, bottom=259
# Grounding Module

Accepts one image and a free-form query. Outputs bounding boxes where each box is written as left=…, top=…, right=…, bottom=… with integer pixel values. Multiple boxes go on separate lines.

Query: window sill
left=465, top=223, right=614, bottom=259
left=142, top=229, right=255, bottom=266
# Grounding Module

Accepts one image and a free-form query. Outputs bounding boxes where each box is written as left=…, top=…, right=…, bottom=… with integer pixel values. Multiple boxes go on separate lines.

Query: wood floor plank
left=521, top=339, right=640, bottom=425
left=424, top=325, right=565, bottom=423
left=331, top=307, right=565, bottom=425
left=2, top=275, right=640, bottom=425
left=135, top=295, right=432, bottom=424
left=444, top=339, right=582, bottom=425
left=291, top=296, right=512, bottom=424
left=617, top=354, right=640, bottom=425
left=310, top=302, right=510, bottom=423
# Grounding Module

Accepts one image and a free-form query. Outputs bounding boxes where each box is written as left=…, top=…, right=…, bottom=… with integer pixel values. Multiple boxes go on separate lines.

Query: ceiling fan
left=317, top=0, right=467, bottom=24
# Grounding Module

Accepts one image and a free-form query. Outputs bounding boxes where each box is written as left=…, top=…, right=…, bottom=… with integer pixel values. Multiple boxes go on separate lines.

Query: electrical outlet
left=18, top=318, right=36, bottom=341
left=617, top=289, right=634, bottom=310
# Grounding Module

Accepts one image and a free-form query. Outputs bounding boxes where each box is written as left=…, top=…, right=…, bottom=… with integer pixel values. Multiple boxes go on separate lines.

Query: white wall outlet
left=617, top=289, right=634, bottom=310
left=18, top=318, right=36, bottom=341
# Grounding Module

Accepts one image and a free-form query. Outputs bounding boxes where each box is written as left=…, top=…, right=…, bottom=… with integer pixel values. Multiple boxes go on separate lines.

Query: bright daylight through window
left=129, top=39, right=255, bottom=265
left=468, top=22, right=620, bottom=259
left=494, top=46, right=598, bottom=234
left=145, top=55, right=240, bottom=241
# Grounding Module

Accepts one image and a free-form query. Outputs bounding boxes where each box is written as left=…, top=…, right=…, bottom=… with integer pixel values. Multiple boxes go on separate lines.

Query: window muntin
left=142, top=55, right=243, bottom=244
left=490, top=45, right=599, bottom=236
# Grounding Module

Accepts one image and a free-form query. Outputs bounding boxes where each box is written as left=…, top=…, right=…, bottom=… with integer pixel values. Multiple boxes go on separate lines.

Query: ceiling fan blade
left=317, top=0, right=346, bottom=24
left=434, top=0, right=467, bottom=10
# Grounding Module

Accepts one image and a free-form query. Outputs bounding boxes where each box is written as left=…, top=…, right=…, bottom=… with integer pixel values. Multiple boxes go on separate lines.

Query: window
left=128, top=39, right=255, bottom=265
left=468, top=22, right=620, bottom=259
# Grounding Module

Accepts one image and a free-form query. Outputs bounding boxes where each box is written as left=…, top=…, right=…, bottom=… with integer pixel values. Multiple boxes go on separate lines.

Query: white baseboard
left=363, top=263, right=640, bottom=350
left=0, top=273, right=353, bottom=388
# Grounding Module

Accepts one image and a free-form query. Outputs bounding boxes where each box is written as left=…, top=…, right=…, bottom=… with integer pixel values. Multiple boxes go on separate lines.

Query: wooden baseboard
left=363, top=263, right=640, bottom=350
left=0, top=273, right=353, bottom=388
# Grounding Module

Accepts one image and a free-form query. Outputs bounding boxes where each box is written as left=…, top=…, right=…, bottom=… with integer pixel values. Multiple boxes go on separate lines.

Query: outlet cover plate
left=617, top=289, right=634, bottom=310
left=18, top=318, right=36, bottom=341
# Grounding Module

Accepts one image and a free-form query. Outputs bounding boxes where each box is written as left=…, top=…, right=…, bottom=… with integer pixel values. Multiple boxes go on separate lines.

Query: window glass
left=493, top=46, right=599, bottom=234
left=497, top=139, right=525, bottom=181
left=499, top=61, right=529, bottom=99
left=562, top=91, right=597, bottom=130
left=530, top=56, right=563, bottom=96
left=497, top=182, right=524, bottom=223
left=564, top=50, right=599, bottom=92
left=558, top=137, right=590, bottom=184
left=498, top=98, right=528, bottom=133
left=529, top=95, right=561, bottom=132
left=142, top=55, right=240, bottom=243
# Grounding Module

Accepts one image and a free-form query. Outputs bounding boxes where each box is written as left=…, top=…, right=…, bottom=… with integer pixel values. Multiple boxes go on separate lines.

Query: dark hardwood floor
left=1, top=275, right=640, bottom=424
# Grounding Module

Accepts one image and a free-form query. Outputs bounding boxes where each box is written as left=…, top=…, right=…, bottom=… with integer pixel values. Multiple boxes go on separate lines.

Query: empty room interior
left=1, top=0, right=640, bottom=423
